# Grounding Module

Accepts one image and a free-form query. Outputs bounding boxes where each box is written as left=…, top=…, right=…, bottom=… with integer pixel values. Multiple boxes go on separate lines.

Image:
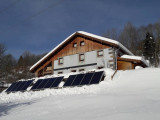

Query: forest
left=104, top=21, right=160, bottom=66
left=0, top=45, right=46, bottom=83
left=0, top=21, right=160, bottom=83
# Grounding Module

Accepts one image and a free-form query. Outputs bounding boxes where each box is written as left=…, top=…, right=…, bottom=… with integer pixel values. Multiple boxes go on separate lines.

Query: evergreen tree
left=143, top=32, right=156, bottom=65
left=17, top=56, right=24, bottom=67
left=155, top=35, right=160, bottom=67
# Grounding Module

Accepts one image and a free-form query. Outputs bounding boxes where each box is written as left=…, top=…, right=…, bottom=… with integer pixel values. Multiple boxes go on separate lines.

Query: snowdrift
left=0, top=68, right=160, bottom=120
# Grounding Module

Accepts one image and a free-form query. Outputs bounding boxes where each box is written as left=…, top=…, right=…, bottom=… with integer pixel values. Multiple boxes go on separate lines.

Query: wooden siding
left=117, top=60, right=134, bottom=70
left=35, top=36, right=111, bottom=76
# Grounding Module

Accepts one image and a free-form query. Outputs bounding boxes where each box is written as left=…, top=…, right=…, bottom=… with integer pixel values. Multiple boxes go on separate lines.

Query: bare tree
left=0, top=43, right=6, bottom=65
left=153, top=21, right=160, bottom=66
left=118, top=22, right=138, bottom=54
left=103, top=28, right=118, bottom=40
left=0, top=44, right=6, bottom=81
left=0, top=43, right=5, bottom=57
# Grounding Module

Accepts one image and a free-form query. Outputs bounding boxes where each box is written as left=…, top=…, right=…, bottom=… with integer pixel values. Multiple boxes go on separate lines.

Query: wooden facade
left=117, top=57, right=147, bottom=70
left=117, top=61, right=135, bottom=70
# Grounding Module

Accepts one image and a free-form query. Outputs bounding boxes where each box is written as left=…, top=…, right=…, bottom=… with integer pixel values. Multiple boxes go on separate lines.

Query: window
left=58, top=57, right=63, bottom=65
left=80, top=41, right=85, bottom=46
left=58, top=71, right=63, bottom=74
left=73, top=43, right=77, bottom=48
left=38, top=69, right=43, bottom=77
left=71, top=70, right=76, bottom=72
left=79, top=54, right=85, bottom=62
left=97, top=50, right=104, bottom=57
left=44, top=62, right=52, bottom=72
left=98, top=67, right=104, bottom=69
left=79, top=69, right=85, bottom=72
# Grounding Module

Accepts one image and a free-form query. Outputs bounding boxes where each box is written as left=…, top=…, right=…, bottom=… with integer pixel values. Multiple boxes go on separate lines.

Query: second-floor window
left=97, top=50, right=104, bottom=57
left=79, top=54, right=85, bottom=62
left=58, top=57, right=63, bottom=65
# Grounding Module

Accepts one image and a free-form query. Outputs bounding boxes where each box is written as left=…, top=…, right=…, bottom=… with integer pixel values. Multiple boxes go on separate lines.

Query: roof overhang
left=118, top=55, right=149, bottom=67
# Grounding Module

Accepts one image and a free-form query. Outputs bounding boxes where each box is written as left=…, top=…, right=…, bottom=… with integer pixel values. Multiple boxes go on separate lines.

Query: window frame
left=44, top=62, right=52, bottom=72
left=79, top=69, right=85, bottom=72
left=58, top=71, right=63, bottom=74
left=80, top=41, right=85, bottom=46
left=79, top=53, right=85, bottom=62
left=97, top=50, right=104, bottom=57
left=58, top=57, right=64, bottom=65
left=97, top=66, right=104, bottom=69
left=71, top=70, right=76, bottom=72
left=73, top=43, right=77, bottom=48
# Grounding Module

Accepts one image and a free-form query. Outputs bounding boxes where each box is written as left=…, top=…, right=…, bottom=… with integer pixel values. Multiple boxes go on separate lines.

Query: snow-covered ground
left=0, top=68, right=160, bottom=120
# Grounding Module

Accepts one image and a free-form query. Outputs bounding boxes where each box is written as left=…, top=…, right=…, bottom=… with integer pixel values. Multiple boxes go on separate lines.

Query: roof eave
left=118, top=57, right=149, bottom=67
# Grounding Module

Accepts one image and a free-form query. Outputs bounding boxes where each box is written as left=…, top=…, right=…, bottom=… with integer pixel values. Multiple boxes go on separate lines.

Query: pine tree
left=17, top=56, right=24, bottom=67
left=143, top=32, right=156, bottom=66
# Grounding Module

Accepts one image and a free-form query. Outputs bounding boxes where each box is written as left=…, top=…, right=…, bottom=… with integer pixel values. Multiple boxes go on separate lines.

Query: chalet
left=30, top=31, right=148, bottom=77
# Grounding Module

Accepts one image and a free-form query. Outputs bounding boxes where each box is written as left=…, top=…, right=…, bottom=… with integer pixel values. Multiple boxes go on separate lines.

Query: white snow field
left=0, top=68, right=160, bottom=120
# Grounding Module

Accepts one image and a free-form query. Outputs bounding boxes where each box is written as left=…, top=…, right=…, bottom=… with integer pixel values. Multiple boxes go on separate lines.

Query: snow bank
left=78, top=31, right=133, bottom=55
left=1, top=68, right=160, bottom=120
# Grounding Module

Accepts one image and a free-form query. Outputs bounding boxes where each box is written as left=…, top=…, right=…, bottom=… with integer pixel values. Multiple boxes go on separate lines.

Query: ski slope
left=0, top=68, right=160, bottom=120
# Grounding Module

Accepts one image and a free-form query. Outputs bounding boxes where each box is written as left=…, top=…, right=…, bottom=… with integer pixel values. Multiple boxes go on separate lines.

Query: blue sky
left=0, top=0, right=160, bottom=58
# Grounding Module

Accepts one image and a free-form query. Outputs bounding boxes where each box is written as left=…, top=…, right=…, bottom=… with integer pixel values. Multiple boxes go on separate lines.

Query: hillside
left=0, top=68, right=160, bottom=120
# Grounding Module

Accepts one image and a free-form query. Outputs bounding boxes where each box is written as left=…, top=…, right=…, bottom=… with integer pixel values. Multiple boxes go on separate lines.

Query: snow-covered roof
left=120, top=55, right=149, bottom=67
left=30, top=31, right=134, bottom=72
left=78, top=31, right=133, bottom=55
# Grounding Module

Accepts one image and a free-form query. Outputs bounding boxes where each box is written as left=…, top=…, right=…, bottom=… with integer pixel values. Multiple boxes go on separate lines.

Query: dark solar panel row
left=63, top=71, right=104, bottom=87
left=30, top=76, right=64, bottom=90
left=6, top=80, right=33, bottom=92
left=6, top=76, right=64, bottom=92
left=5, top=71, right=104, bottom=93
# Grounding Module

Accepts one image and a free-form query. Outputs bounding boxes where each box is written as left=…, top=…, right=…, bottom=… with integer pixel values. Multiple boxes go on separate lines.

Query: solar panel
left=6, top=80, right=33, bottom=92
left=31, top=79, right=43, bottom=90
left=71, top=74, right=85, bottom=86
left=90, top=71, right=104, bottom=84
left=15, top=81, right=27, bottom=91
left=36, top=78, right=50, bottom=89
left=20, top=80, right=33, bottom=91
left=43, top=78, right=57, bottom=88
left=80, top=72, right=94, bottom=85
left=63, top=75, right=77, bottom=87
left=8, top=82, right=18, bottom=92
left=11, top=81, right=23, bottom=91
left=5, top=82, right=17, bottom=92
left=50, top=76, right=64, bottom=88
